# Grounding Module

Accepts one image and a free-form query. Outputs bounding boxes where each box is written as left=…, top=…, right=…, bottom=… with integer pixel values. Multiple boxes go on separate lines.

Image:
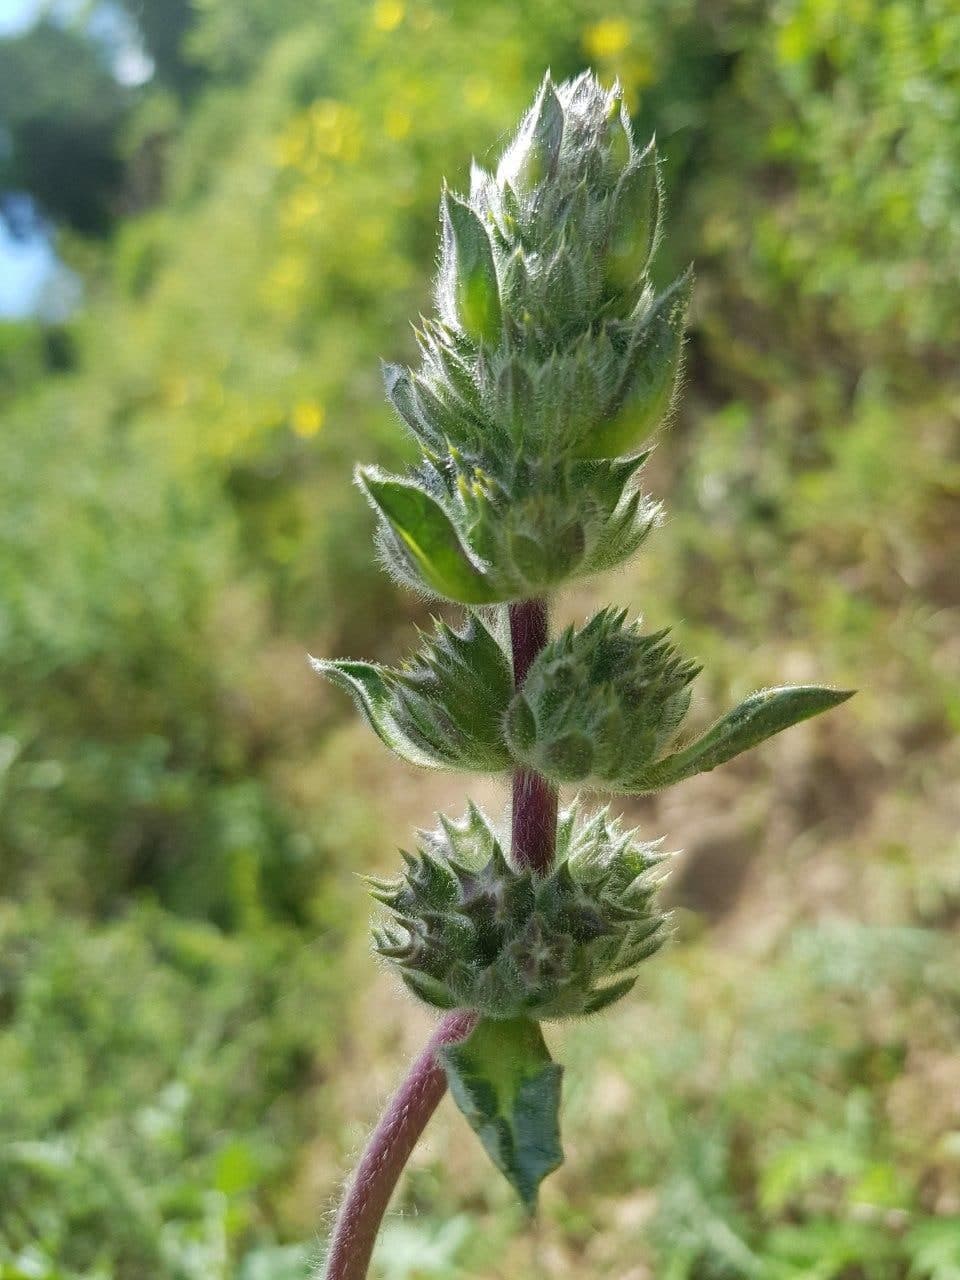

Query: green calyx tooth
left=370, top=801, right=671, bottom=1020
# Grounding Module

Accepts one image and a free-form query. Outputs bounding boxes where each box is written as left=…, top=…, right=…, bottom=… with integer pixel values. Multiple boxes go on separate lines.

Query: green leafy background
left=1, top=0, right=958, bottom=1276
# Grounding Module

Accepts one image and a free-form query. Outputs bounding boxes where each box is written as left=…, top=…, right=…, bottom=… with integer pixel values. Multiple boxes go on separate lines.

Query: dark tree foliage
left=0, top=22, right=130, bottom=235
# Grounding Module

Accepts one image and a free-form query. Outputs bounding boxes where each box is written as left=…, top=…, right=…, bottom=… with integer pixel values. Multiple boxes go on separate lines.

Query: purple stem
left=322, top=599, right=557, bottom=1278
left=509, top=599, right=558, bottom=873
left=322, top=1010, right=477, bottom=1280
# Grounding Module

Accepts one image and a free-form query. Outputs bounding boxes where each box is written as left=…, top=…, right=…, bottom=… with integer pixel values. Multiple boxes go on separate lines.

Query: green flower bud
left=497, top=75, right=564, bottom=196
left=606, top=140, right=661, bottom=294
left=370, top=801, right=671, bottom=1020
left=601, top=91, right=634, bottom=183
left=505, top=609, right=701, bottom=789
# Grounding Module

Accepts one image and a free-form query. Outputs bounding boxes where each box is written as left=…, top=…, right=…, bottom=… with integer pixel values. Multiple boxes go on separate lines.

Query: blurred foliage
left=0, top=902, right=344, bottom=1279
left=0, top=0, right=958, bottom=1275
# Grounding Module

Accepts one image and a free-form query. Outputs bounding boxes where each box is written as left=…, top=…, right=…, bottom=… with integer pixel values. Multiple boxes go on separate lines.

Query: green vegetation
left=1, top=1, right=957, bottom=1277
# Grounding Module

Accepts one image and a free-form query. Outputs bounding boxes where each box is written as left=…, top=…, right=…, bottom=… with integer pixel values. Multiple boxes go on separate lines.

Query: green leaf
left=358, top=468, right=498, bottom=603
left=439, top=1016, right=563, bottom=1210
left=626, top=685, right=855, bottom=791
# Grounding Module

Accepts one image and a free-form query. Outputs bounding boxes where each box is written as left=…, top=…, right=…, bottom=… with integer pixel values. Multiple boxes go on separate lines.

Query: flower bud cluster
left=359, top=72, right=691, bottom=605
left=369, top=802, right=670, bottom=1020
left=505, top=608, right=701, bottom=790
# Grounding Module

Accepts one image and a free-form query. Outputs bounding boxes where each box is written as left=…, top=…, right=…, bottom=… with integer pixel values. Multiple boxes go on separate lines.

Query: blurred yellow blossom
left=282, top=188, right=322, bottom=230
left=464, top=76, right=492, bottom=109
left=275, top=126, right=308, bottom=170
left=310, top=100, right=361, bottom=160
left=583, top=17, right=631, bottom=59
left=384, top=106, right=412, bottom=140
left=291, top=401, right=326, bottom=437
left=373, top=0, right=404, bottom=32
left=261, top=252, right=309, bottom=315
left=164, top=374, right=193, bottom=409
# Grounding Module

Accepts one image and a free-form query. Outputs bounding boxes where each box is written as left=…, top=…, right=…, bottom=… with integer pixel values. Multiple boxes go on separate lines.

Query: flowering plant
left=314, top=72, right=851, bottom=1279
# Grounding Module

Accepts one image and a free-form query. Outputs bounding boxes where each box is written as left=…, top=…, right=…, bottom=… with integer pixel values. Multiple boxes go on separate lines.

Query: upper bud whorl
left=366, top=71, right=692, bottom=604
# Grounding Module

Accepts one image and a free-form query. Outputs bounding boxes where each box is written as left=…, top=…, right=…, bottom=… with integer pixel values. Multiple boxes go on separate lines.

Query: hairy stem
left=510, top=599, right=558, bottom=873
left=322, top=1010, right=477, bottom=1279
left=322, top=599, right=556, bottom=1279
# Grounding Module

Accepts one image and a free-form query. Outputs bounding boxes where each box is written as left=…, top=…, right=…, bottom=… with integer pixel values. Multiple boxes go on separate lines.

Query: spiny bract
left=369, top=801, right=671, bottom=1020
left=505, top=607, right=701, bottom=788
left=360, top=71, right=690, bottom=605
left=310, top=614, right=513, bottom=773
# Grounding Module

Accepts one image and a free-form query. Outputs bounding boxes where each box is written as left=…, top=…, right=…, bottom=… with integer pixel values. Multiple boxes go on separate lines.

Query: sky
left=0, top=1, right=48, bottom=316
left=0, top=216, right=81, bottom=319
left=0, top=0, right=43, bottom=35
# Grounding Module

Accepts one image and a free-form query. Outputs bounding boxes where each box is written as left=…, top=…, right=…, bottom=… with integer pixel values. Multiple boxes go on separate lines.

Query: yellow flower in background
left=310, top=101, right=350, bottom=158
left=464, top=75, right=492, bottom=109
left=275, top=124, right=308, bottom=170
left=261, top=251, right=309, bottom=315
left=282, top=188, right=323, bottom=230
left=292, top=400, right=326, bottom=438
left=384, top=106, right=412, bottom=140
left=164, top=374, right=192, bottom=409
left=583, top=17, right=631, bottom=59
left=373, top=0, right=404, bottom=33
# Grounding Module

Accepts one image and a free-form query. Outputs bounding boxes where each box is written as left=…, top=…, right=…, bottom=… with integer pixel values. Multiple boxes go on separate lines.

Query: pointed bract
left=311, top=615, right=513, bottom=772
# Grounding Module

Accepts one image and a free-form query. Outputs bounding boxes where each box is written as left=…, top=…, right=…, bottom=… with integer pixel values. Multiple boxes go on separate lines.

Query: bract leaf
left=440, top=1016, right=563, bottom=1210
left=358, top=468, right=498, bottom=603
left=626, top=686, right=855, bottom=791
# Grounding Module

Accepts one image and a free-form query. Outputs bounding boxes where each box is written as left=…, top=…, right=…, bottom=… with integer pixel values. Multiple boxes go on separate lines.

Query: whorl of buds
left=360, top=72, right=692, bottom=605
left=368, top=802, right=670, bottom=1020
left=315, top=607, right=852, bottom=794
left=505, top=608, right=700, bottom=789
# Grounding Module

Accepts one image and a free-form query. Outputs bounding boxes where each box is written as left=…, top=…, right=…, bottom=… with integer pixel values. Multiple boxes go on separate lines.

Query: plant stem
left=322, top=1009, right=477, bottom=1279
left=509, top=599, right=558, bottom=874
left=322, top=598, right=557, bottom=1279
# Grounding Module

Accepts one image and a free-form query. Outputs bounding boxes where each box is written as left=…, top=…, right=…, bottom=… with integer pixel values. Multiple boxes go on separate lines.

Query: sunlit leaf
left=440, top=1016, right=563, bottom=1210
